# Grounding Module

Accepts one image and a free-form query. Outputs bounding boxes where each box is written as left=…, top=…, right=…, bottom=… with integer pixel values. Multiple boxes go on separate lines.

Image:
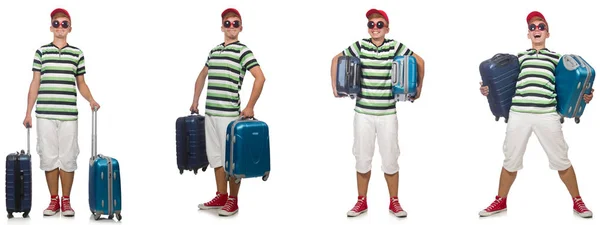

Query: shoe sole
left=390, top=210, right=407, bottom=217
left=218, top=210, right=238, bottom=216
left=573, top=210, right=593, bottom=218
left=347, top=209, right=368, bottom=217
left=43, top=211, right=59, bottom=216
left=199, top=205, right=225, bottom=210
left=479, top=208, right=506, bottom=217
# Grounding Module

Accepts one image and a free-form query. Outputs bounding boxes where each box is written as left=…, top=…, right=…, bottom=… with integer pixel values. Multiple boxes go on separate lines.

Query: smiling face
left=527, top=18, right=549, bottom=44
left=221, top=12, right=242, bottom=39
left=50, top=13, right=71, bottom=39
left=367, top=14, right=389, bottom=40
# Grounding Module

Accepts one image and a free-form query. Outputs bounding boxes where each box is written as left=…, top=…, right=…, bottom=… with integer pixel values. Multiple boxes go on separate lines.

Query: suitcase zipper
left=107, top=156, right=113, bottom=215
left=571, top=55, right=592, bottom=118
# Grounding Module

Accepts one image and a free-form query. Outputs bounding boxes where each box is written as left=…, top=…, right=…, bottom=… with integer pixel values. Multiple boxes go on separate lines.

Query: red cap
left=526, top=11, right=546, bottom=24
left=366, top=8, right=389, bottom=23
left=221, top=8, right=241, bottom=21
left=51, top=8, right=71, bottom=20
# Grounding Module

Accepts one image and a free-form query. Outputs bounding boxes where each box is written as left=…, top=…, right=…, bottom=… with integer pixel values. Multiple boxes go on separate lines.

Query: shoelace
left=222, top=198, right=236, bottom=211
left=486, top=199, right=502, bottom=211
left=62, top=199, right=72, bottom=210
left=207, top=195, right=225, bottom=205
left=390, top=199, right=403, bottom=212
left=352, top=200, right=365, bottom=212
left=47, top=200, right=59, bottom=210
left=574, top=199, right=589, bottom=212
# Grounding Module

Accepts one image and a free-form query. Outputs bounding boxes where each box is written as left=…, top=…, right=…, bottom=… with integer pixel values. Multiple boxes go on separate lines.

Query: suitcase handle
left=91, top=106, right=98, bottom=157
left=239, top=116, right=257, bottom=121
left=492, top=53, right=512, bottom=66
left=26, top=124, right=31, bottom=155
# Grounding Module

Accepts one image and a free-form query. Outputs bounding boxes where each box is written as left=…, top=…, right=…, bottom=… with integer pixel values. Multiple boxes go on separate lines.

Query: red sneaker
left=389, top=197, right=407, bottom=217
left=43, top=196, right=60, bottom=216
left=198, top=192, right=228, bottom=210
left=573, top=197, right=593, bottom=218
left=347, top=196, right=368, bottom=217
left=218, top=197, right=239, bottom=216
left=479, top=196, right=507, bottom=217
left=61, top=196, right=75, bottom=217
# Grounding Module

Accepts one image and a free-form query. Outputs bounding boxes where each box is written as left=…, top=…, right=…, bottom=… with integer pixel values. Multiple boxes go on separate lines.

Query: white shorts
left=205, top=115, right=237, bottom=168
left=502, top=111, right=571, bottom=172
left=36, top=118, right=80, bottom=172
left=352, top=112, right=401, bottom=174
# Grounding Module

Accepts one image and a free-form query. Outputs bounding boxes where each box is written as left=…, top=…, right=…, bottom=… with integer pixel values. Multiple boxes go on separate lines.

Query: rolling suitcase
left=336, top=56, right=362, bottom=99
left=175, top=112, right=209, bottom=174
left=88, top=108, right=122, bottom=221
left=555, top=54, right=596, bottom=124
left=391, top=55, right=418, bottom=102
left=224, top=117, right=270, bottom=184
left=479, top=53, right=520, bottom=123
left=5, top=125, right=32, bottom=219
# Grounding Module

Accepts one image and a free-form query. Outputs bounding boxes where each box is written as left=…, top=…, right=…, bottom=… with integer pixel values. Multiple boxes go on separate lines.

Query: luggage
left=88, top=108, right=122, bottom=221
left=479, top=53, right=520, bottom=123
left=5, top=125, right=32, bottom=219
left=224, top=117, right=270, bottom=184
left=336, top=56, right=362, bottom=99
left=555, top=54, right=596, bottom=124
left=391, top=55, right=418, bottom=102
left=175, top=112, right=209, bottom=174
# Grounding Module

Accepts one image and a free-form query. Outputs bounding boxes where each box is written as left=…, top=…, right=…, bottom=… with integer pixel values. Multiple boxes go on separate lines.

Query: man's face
left=50, top=16, right=71, bottom=38
left=367, top=17, right=388, bottom=39
left=221, top=16, right=242, bottom=38
left=527, top=20, right=549, bottom=44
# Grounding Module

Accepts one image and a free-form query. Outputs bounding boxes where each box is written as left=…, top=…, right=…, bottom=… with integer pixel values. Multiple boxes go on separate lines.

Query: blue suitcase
left=224, top=117, right=270, bottom=184
left=391, top=55, right=418, bottom=102
left=175, top=112, right=209, bottom=174
left=479, top=53, right=520, bottom=123
left=5, top=126, right=32, bottom=219
left=336, top=56, right=362, bottom=99
left=88, top=108, right=122, bottom=221
left=555, top=54, right=596, bottom=124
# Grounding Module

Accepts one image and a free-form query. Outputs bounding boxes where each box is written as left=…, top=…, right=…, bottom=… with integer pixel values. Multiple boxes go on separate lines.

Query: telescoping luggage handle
left=92, top=106, right=98, bottom=157
left=23, top=123, right=31, bottom=155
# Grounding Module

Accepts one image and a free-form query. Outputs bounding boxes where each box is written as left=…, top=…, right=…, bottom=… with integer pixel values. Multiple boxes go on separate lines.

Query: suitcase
left=88, top=108, right=122, bottom=221
left=224, top=117, right=270, bottom=184
left=391, top=55, right=418, bottom=102
left=555, top=54, right=596, bottom=124
left=336, top=56, right=362, bottom=99
left=175, top=112, right=209, bottom=174
left=5, top=125, right=32, bottom=219
left=479, top=53, right=520, bottom=123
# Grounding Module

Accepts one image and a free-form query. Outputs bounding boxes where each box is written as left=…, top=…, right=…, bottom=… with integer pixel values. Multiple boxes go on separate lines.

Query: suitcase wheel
left=116, top=213, right=122, bottom=221
left=202, top=166, right=208, bottom=172
left=575, top=117, right=580, bottom=124
left=560, top=117, right=565, bottom=124
left=495, top=116, right=499, bottom=122
left=7, top=212, right=13, bottom=219
left=262, top=174, right=269, bottom=181
left=23, top=211, right=29, bottom=218
left=94, top=212, right=102, bottom=220
left=235, top=178, right=241, bottom=184
left=504, top=118, right=508, bottom=123
left=179, top=169, right=184, bottom=174
left=193, top=168, right=198, bottom=174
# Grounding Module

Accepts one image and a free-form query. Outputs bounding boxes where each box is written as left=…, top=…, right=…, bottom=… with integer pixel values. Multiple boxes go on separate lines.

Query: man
left=329, top=8, right=425, bottom=218
left=478, top=11, right=594, bottom=218
left=23, top=8, right=100, bottom=217
left=190, top=8, right=266, bottom=217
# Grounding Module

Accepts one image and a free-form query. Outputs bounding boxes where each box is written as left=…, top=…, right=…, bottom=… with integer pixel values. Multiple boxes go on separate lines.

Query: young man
left=330, top=9, right=425, bottom=218
left=23, top=8, right=100, bottom=217
left=478, top=11, right=594, bottom=218
left=190, top=8, right=266, bottom=217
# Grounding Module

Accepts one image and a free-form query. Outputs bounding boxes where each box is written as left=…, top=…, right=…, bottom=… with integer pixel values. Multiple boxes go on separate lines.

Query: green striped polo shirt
left=204, top=41, right=259, bottom=117
left=510, top=48, right=561, bottom=114
left=342, top=38, right=414, bottom=116
left=32, top=43, right=85, bottom=121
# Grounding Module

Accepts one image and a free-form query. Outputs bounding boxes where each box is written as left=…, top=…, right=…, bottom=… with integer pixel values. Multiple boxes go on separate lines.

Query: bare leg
left=229, top=177, right=241, bottom=197
left=558, top=166, right=580, bottom=198
left=215, top=167, right=228, bottom=194
left=384, top=172, right=399, bottom=197
left=45, top=169, right=60, bottom=196
left=357, top=171, right=371, bottom=197
left=59, top=170, right=74, bottom=197
left=497, top=168, right=518, bottom=197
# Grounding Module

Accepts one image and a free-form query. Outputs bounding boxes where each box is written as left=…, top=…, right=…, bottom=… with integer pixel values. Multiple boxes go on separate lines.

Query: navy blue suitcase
left=336, top=56, right=362, bottom=99
left=479, top=53, right=520, bottom=123
left=224, top=117, right=270, bottom=184
left=176, top=112, right=209, bottom=174
left=5, top=125, right=32, bottom=218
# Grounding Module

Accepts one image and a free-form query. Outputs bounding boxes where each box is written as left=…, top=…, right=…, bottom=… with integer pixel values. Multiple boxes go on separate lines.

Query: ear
left=527, top=32, right=531, bottom=40
left=546, top=32, right=550, bottom=38
left=49, top=26, right=53, bottom=32
left=385, top=27, right=390, bottom=34
left=239, top=26, right=243, bottom=32
left=221, top=25, right=225, bottom=32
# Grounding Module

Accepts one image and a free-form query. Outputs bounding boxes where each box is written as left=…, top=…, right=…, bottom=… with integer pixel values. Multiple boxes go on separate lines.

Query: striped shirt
left=342, top=38, right=413, bottom=116
left=510, top=48, right=561, bottom=114
left=32, top=43, right=85, bottom=121
left=204, top=41, right=259, bottom=117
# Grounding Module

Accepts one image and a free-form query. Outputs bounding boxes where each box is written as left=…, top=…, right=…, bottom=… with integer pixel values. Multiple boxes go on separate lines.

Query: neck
left=531, top=42, right=545, bottom=51
left=371, top=37, right=384, bottom=47
left=224, top=37, right=238, bottom=46
left=53, top=38, right=68, bottom=49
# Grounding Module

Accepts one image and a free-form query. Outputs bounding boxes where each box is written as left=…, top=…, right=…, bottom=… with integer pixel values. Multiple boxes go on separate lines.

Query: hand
left=90, top=100, right=100, bottom=111
left=479, top=81, right=489, bottom=96
left=332, top=86, right=340, bottom=98
left=583, top=88, right=594, bottom=104
left=241, top=107, right=254, bottom=118
left=190, top=102, right=199, bottom=113
left=23, top=115, right=32, bottom=128
left=410, top=86, right=422, bottom=101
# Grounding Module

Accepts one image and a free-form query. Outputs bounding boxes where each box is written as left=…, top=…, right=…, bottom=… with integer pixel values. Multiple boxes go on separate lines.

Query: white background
left=0, top=0, right=598, bottom=224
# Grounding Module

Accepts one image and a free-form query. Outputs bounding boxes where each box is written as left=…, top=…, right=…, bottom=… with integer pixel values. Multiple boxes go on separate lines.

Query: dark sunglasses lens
left=528, top=24, right=536, bottom=31
left=377, top=21, right=384, bottom=29
left=223, top=21, right=231, bottom=28
left=367, top=21, right=375, bottom=28
left=233, top=21, right=240, bottom=28
left=52, top=21, right=60, bottom=28
left=538, top=24, right=546, bottom=30
left=61, top=21, right=69, bottom=28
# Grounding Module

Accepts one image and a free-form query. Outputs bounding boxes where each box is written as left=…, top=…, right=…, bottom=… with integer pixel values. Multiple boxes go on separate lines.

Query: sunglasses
left=52, top=20, right=69, bottom=28
left=223, top=20, right=240, bottom=28
left=528, top=23, right=546, bottom=31
left=367, top=21, right=386, bottom=29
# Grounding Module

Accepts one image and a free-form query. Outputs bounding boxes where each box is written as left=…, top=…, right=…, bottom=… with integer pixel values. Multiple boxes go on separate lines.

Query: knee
left=355, top=159, right=372, bottom=174
left=382, top=162, right=399, bottom=175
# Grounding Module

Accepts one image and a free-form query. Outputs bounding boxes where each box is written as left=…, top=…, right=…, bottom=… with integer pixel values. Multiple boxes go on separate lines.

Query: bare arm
left=75, top=75, right=96, bottom=103
left=25, top=71, right=41, bottom=116
left=412, top=53, right=425, bottom=88
left=245, top=66, right=266, bottom=109
left=331, top=52, right=342, bottom=91
left=192, top=66, right=209, bottom=105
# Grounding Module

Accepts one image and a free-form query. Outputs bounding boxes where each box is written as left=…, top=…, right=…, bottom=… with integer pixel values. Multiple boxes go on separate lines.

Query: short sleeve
left=75, top=51, right=86, bottom=76
left=205, top=50, right=212, bottom=67
left=240, top=47, right=259, bottom=71
left=32, top=49, right=42, bottom=72
left=394, top=41, right=413, bottom=56
left=342, top=41, right=361, bottom=57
